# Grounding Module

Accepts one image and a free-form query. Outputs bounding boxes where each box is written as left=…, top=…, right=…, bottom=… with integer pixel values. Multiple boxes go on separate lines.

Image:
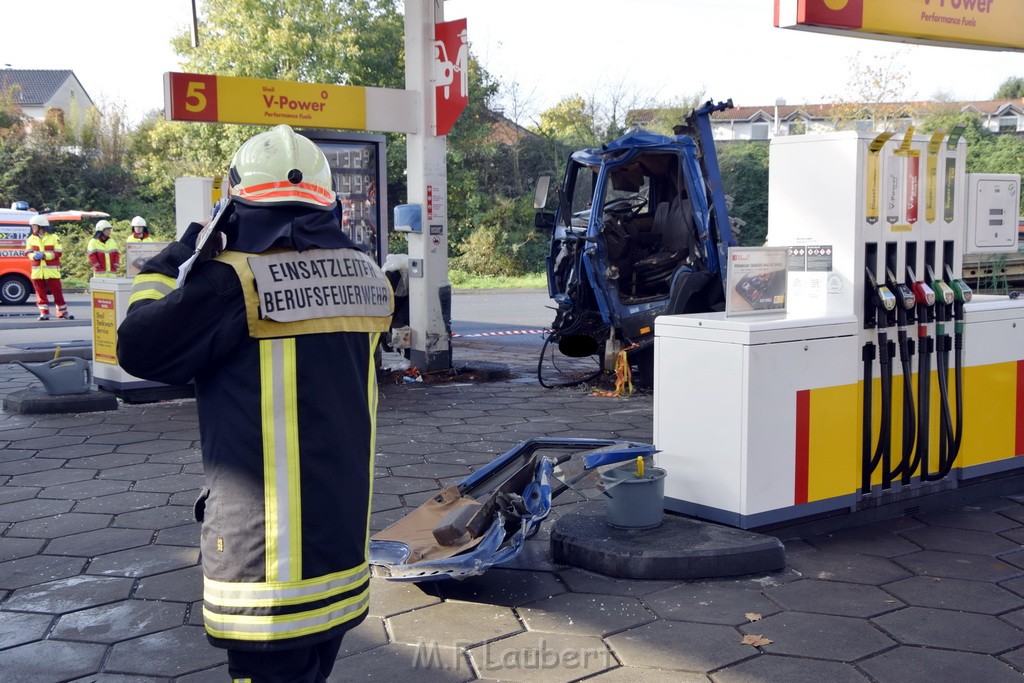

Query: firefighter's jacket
left=125, top=233, right=154, bottom=243
left=87, top=235, right=120, bottom=275
left=26, top=233, right=63, bottom=279
left=116, top=229, right=393, bottom=652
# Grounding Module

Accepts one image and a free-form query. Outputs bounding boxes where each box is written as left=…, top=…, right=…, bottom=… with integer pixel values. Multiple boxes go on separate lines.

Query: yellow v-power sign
left=164, top=72, right=419, bottom=134
left=775, top=0, right=1024, bottom=52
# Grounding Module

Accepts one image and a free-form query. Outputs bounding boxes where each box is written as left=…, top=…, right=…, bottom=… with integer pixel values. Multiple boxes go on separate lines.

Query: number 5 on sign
left=165, top=73, right=218, bottom=122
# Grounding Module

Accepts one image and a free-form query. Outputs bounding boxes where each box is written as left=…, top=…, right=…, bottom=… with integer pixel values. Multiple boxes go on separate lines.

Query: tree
left=716, top=141, right=769, bottom=246
left=828, top=51, right=918, bottom=132
left=995, top=77, right=1024, bottom=99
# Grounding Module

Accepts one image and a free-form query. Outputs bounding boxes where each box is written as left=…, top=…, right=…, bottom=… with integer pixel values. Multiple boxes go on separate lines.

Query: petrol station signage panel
left=775, top=0, right=1024, bottom=52
left=165, top=72, right=368, bottom=130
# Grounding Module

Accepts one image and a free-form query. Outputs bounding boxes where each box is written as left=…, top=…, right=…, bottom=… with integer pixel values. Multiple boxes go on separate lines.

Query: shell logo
left=800, top=0, right=863, bottom=29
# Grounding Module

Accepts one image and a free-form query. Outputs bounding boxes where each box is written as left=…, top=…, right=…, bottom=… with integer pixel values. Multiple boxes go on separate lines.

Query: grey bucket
left=599, top=465, right=666, bottom=529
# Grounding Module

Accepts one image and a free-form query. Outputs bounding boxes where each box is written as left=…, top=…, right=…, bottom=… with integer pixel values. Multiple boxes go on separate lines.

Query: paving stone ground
left=2, top=337, right=1024, bottom=682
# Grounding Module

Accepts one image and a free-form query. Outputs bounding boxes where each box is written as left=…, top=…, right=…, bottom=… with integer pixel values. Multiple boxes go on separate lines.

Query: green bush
left=449, top=196, right=547, bottom=277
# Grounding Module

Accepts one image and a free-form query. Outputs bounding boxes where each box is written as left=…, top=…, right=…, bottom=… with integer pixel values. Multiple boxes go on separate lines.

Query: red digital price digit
left=169, top=73, right=218, bottom=122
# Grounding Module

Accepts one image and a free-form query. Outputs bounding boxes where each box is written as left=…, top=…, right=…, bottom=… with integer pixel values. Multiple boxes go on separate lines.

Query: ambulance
left=0, top=202, right=109, bottom=305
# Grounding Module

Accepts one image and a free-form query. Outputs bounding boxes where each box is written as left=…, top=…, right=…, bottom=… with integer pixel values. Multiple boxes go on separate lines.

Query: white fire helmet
left=131, top=216, right=147, bottom=228
left=227, top=124, right=334, bottom=210
left=29, top=215, right=49, bottom=229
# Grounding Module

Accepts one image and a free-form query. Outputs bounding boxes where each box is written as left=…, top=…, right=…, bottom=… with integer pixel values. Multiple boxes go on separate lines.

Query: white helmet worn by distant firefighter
left=131, top=216, right=147, bottom=228
left=228, top=124, right=334, bottom=210
left=29, top=215, right=49, bottom=229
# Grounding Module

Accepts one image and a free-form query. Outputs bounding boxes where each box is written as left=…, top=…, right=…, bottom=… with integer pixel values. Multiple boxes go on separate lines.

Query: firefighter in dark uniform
left=117, top=125, right=393, bottom=683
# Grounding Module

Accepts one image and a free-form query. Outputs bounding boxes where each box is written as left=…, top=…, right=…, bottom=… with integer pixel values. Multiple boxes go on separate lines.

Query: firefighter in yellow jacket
left=87, top=219, right=121, bottom=277
left=117, top=125, right=393, bottom=683
left=125, top=215, right=154, bottom=243
left=25, top=215, right=73, bottom=320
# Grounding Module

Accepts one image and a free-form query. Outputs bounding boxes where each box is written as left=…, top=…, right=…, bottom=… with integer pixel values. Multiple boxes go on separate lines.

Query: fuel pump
left=947, top=266, right=972, bottom=462
left=909, top=270, right=935, bottom=484
left=863, top=266, right=897, bottom=493
left=926, top=266, right=956, bottom=481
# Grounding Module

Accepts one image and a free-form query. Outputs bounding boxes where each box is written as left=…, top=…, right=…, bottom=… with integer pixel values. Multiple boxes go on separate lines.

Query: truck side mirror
left=533, top=176, right=551, bottom=210
left=535, top=212, right=555, bottom=231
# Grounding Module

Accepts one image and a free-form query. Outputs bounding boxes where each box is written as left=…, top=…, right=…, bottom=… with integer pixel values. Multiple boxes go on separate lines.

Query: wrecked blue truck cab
left=536, top=100, right=740, bottom=387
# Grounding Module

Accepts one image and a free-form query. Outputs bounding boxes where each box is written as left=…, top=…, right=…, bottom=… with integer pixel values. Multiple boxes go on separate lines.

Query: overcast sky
left=3, top=0, right=1023, bottom=125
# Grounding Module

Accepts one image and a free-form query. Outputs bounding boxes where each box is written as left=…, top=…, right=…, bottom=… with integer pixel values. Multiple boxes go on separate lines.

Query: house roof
left=0, top=69, right=90, bottom=106
left=630, top=99, right=1024, bottom=125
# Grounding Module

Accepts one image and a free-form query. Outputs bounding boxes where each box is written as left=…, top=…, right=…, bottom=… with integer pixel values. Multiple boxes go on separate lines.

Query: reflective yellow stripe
left=204, top=563, right=369, bottom=608
left=283, top=339, right=302, bottom=580
left=260, top=340, right=280, bottom=582
left=133, top=272, right=176, bottom=288
left=365, top=332, right=379, bottom=554
left=204, top=587, right=369, bottom=641
left=128, top=290, right=166, bottom=305
left=260, top=338, right=302, bottom=583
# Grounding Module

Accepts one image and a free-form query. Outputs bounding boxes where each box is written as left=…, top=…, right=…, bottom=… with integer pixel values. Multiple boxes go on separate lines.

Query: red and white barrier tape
left=451, top=329, right=550, bottom=338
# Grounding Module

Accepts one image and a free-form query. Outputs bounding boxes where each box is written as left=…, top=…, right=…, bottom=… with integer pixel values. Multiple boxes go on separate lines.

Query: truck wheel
left=0, top=275, right=31, bottom=305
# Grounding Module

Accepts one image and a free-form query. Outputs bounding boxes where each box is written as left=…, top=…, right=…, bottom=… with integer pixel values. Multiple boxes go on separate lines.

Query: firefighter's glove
left=179, top=221, right=225, bottom=263
left=32, top=252, right=45, bottom=260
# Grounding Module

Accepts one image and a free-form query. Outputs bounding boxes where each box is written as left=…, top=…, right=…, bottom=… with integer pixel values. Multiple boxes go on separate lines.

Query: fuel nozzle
left=887, top=268, right=916, bottom=327
left=927, top=265, right=954, bottom=324
left=945, top=265, right=972, bottom=325
left=909, top=266, right=935, bottom=327
left=867, top=266, right=896, bottom=327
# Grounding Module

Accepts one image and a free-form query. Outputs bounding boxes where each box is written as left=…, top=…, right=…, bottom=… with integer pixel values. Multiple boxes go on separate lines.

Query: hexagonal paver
left=884, top=576, right=1024, bottom=614
left=7, top=512, right=113, bottom=538
left=581, top=666, right=707, bottom=682
left=914, top=508, right=1021, bottom=533
left=372, top=476, right=442, bottom=496
left=7, top=467, right=97, bottom=487
left=68, top=453, right=148, bottom=470
left=0, top=611, right=53, bottom=649
left=154, top=522, right=201, bottom=547
left=388, top=601, right=522, bottom=648
left=0, top=536, right=45, bottom=562
left=335, top=642, right=470, bottom=682
left=739, top=612, right=895, bottom=661
left=899, top=525, right=1022, bottom=556
left=0, top=554, right=86, bottom=590
left=368, top=576, right=442, bottom=618
left=470, top=631, right=615, bottom=682
left=111, top=505, right=195, bottom=530
left=645, top=584, right=781, bottom=625
left=74, top=491, right=170, bottom=514
left=519, top=593, right=653, bottom=637
left=786, top=551, right=911, bottom=585
left=0, top=498, right=74, bottom=523
left=390, top=463, right=472, bottom=479
left=86, top=545, right=200, bottom=578
left=51, top=598, right=188, bottom=643
left=872, top=606, right=1024, bottom=653
left=43, top=527, right=153, bottom=557
left=37, top=478, right=131, bottom=500
left=336, top=615, right=389, bottom=658
left=0, top=639, right=107, bottom=681
left=766, top=579, right=903, bottom=618
left=372, top=493, right=403, bottom=512
left=0, top=485, right=39, bottom=506
left=131, top=473, right=205, bottom=494
left=894, top=550, right=1022, bottom=582
left=860, top=646, right=1024, bottom=682
left=134, top=565, right=203, bottom=602
left=97, top=463, right=182, bottom=481
left=84, top=431, right=160, bottom=446
left=434, top=569, right=566, bottom=608
left=713, top=653, right=867, bottom=682
left=557, top=568, right=677, bottom=597
left=3, top=575, right=134, bottom=613
left=607, top=620, right=751, bottom=672
left=105, top=625, right=225, bottom=676
left=115, top=438, right=194, bottom=454
left=802, top=527, right=922, bottom=557
left=0, top=457, right=65, bottom=476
